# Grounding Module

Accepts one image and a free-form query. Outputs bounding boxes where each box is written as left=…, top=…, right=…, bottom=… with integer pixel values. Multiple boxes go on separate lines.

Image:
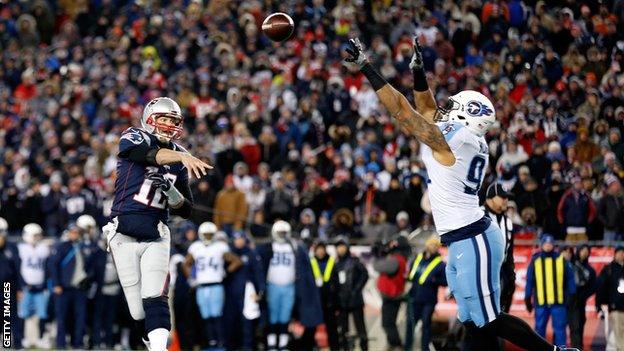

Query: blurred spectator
left=61, top=177, right=97, bottom=225
left=375, top=177, right=408, bottom=225
left=264, top=173, right=294, bottom=223
left=405, top=235, right=447, bottom=351
left=190, top=179, right=217, bottom=225
left=516, top=176, right=549, bottom=226
left=566, top=245, right=596, bottom=350
left=40, top=174, right=65, bottom=237
left=214, top=175, right=248, bottom=235
left=575, top=127, right=600, bottom=163
left=50, top=225, right=94, bottom=349
left=596, top=246, right=624, bottom=349
left=557, top=176, right=597, bottom=241
left=395, top=211, right=412, bottom=236
left=361, top=208, right=395, bottom=243
left=496, top=139, right=529, bottom=174
left=310, top=240, right=339, bottom=349
left=598, top=174, right=624, bottom=242
left=525, top=234, right=576, bottom=346
left=294, top=208, right=319, bottom=243
left=334, top=236, right=368, bottom=351
left=224, top=231, right=265, bottom=351
left=373, top=235, right=409, bottom=350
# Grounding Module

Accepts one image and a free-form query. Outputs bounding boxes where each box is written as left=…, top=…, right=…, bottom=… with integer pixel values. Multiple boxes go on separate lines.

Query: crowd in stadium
left=1, top=0, right=624, bottom=349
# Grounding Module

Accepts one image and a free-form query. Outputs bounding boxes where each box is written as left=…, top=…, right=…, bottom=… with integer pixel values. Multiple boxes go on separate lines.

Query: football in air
left=262, top=12, right=294, bottom=42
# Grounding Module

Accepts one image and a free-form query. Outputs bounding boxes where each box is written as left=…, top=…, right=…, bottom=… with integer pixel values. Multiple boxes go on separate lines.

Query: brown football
left=262, top=13, right=294, bottom=42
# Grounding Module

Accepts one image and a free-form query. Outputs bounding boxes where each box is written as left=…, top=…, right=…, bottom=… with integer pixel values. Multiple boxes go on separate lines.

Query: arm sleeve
left=169, top=175, right=193, bottom=219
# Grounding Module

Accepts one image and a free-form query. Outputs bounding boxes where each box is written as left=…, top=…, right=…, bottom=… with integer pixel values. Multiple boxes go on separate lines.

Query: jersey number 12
left=464, top=155, right=486, bottom=195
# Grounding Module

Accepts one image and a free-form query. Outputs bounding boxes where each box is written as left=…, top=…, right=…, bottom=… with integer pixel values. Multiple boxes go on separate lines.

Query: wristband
left=361, top=63, right=387, bottom=91
left=146, top=149, right=159, bottom=166
left=412, top=67, right=429, bottom=92
left=165, top=185, right=184, bottom=207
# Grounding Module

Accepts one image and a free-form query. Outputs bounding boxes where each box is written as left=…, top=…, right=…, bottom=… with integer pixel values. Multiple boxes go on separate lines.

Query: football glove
left=409, top=36, right=424, bottom=71
left=344, top=38, right=368, bottom=67
left=147, top=171, right=172, bottom=192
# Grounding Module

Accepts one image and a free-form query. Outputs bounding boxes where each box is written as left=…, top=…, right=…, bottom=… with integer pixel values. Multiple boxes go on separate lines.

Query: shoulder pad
left=120, top=128, right=151, bottom=146
left=438, top=122, right=464, bottom=142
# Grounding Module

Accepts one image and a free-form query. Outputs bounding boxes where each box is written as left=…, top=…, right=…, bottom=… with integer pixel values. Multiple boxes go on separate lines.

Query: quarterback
left=344, top=38, right=578, bottom=351
left=102, top=97, right=211, bottom=351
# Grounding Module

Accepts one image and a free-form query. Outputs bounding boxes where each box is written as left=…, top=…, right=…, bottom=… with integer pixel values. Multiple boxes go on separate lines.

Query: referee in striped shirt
left=483, top=183, right=515, bottom=313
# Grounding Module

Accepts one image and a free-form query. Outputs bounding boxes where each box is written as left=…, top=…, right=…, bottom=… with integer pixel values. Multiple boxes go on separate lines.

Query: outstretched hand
left=409, top=36, right=424, bottom=70
left=344, top=38, right=368, bottom=67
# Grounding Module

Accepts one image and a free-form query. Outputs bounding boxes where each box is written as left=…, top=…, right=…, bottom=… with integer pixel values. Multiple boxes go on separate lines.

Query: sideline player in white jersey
left=17, top=223, right=50, bottom=348
left=184, top=222, right=241, bottom=351
left=344, top=38, right=578, bottom=351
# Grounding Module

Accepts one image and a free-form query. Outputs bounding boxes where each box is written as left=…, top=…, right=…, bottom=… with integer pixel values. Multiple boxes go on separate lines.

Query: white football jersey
left=188, top=241, right=230, bottom=285
left=421, top=122, right=489, bottom=234
left=18, top=243, right=50, bottom=286
left=267, top=242, right=296, bottom=285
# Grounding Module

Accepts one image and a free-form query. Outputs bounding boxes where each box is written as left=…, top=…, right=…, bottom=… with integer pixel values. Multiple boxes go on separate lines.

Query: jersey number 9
left=464, top=155, right=486, bottom=195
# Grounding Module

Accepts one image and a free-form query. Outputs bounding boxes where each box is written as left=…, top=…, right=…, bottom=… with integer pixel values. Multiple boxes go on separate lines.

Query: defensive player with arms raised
left=103, top=97, right=212, bottom=351
left=344, top=38, right=578, bottom=351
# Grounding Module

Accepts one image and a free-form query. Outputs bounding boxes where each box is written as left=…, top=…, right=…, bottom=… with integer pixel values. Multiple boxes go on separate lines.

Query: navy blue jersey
left=111, top=127, right=190, bottom=240
left=61, top=190, right=97, bottom=223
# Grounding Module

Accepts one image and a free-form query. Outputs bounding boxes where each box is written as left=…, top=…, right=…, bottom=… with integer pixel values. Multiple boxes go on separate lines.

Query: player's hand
left=344, top=38, right=368, bottom=67
left=409, top=36, right=424, bottom=70
left=179, top=152, right=212, bottom=179
left=54, top=286, right=63, bottom=295
left=146, top=171, right=171, bottom=192
left=16, top=290, right=23, bottom=301
left=524, top=298, right=533, bottom=313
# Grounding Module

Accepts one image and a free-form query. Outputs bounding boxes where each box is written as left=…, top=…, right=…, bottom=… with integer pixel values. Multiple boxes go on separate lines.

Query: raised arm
left=345, top=39, right=455, bottom=166
left=409, top=37, right=438, bottom=123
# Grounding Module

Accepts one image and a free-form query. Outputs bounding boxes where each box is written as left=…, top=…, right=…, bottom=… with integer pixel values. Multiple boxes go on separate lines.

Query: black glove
left=524, top=298, right=533, bottom=313
left=146, top=171, right=171, bottom=192
left=409, top=36, right=424, bottom=71
left=344, top=38, right=368, bottom=67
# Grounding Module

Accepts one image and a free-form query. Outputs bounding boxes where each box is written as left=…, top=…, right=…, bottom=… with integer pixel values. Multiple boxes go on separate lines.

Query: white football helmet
left=22, top=223, right=43, bottom=244
left=435, top=90, right=496, bottom=137
left=141, top=97, right=184, bottom=141
left=76, top=215, right=97, bottom=233
left=198, top=221, right=218, bottom=244
left=0, top=217, right=7, bottom=235
left=271, top=220, right=292, bottom=242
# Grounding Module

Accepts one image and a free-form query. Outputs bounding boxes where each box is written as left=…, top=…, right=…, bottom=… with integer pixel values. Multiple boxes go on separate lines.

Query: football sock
left=485, top=312, right=555, bottom=351
left=147, top=328, right=169, bottom=351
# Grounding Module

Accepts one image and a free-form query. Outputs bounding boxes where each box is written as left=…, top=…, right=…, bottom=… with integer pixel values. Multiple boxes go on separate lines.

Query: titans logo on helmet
left=466, top=100, right=493, bottom=117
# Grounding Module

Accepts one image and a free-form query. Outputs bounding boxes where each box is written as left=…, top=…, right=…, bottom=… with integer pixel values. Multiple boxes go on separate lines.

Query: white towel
left=243, top=282, right=260, bottom=320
